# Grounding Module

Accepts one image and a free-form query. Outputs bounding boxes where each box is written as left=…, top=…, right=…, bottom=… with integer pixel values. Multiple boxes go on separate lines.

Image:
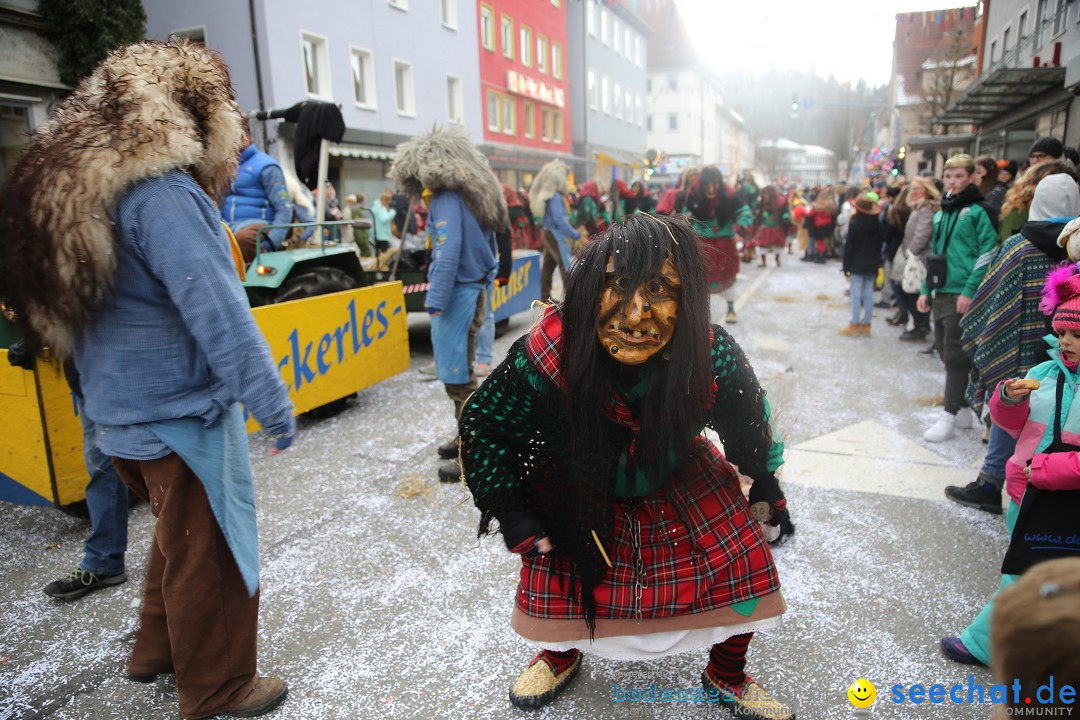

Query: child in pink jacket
left=942, top=262, right=1080, bottom=668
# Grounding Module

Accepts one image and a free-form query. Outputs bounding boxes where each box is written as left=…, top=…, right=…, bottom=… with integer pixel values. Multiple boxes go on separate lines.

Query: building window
left=1020, top=9, right=1028, bottom=38
left=446, top=74, right=463, bottom=123
left=624, top=29, right=631, bottom=59
left=441, top=0, right=457, bottom=28
left=1035, top=0, right=1047, bottom=47
left=625, top=93, right=633, bottom=122
left=172, top=26, right=207, bottom=44
left=613, top=19, right=621, bottom=53
left=587, top=3, right=596, bottom=35
left=524, top=102, right=535, bottom=138
left=388, top=0, right=407, bottom=9
left=1053, top=0, right=1067, bottom=35
left=537, top=35, right=548, bottom=73
left=552, top=43, right=562, bottom=79
left=635, top=36, right=642, bottom=66
left=501, top=15, right=514, bottom=58
left=600, top=8, right=609, bottom=44
left=394, top=60, right=415, bottom=116
left=667, top=73, right=678, bottom=90
left=587, top=70, right=597, bottom=109
left=350, top=47, right=376, bottom=109
left=1037, top=108, right=1067, bottom=138
left=300, top=32, right=330, bottom=99
left=553, top=110, right=563, bottom=143
left=647, top=114, right=653, bottom=132
left=635, top=95, right=642, bottom=126
left=541, top=107, right=553, bottom=141
left=668, top=113, right=678, bottom=131
left=521, top=26, right=532, bottom=66
left=487, top=90, right=500, bottom=132
left=602, top=77, right=610, bottom=114
left=990, top=39, right=997, bottom=65
left=1003, top=26, right=1011, bottom=53
left=480, top=4, right=494, bottom=50
left=614, top=83, right=622, bottom=119
left=502, top=96, right=516, bottom=135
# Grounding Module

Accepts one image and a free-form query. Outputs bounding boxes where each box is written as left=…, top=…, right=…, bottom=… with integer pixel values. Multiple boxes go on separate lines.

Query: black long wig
left=682, top=165, right=739, bottom=227
left=562, top=212, right=714, bottom=487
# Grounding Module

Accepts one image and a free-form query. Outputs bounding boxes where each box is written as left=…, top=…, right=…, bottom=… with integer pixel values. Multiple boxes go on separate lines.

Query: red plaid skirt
left=516, top=439, right=780, bottom=622
left=699, top=235, right=739, bottom=293
left=749, top=224, right=787, bottom=250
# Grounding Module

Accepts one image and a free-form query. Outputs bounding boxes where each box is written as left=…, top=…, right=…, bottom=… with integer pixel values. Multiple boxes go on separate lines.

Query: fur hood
left=0, top=40, right=245, bottom=357
left=390, top=125, right=508, bottom=233
left=529, top=160, right=570, bottom=219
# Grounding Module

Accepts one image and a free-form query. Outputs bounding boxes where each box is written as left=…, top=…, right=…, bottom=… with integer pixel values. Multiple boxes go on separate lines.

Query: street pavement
left=1, top=254, right=1013, bottom=719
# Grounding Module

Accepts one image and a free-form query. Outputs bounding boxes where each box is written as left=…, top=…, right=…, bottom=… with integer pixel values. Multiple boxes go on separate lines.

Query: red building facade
left=477, top=0, right=572, bottom=188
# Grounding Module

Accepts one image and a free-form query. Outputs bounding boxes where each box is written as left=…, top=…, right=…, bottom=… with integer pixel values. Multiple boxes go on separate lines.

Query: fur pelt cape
left=529, top=159, right=570, bottom=219
left=390, top=125, right=508, bottom=233
left=0, top=40, right=245, bottom=358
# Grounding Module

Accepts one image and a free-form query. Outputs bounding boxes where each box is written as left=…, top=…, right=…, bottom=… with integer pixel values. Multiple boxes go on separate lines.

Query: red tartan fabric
left=699, top=235, right=739, bottom=292
left=748, top=225, right=787, bottom=250
left=515, top=437, right=780, bottom=621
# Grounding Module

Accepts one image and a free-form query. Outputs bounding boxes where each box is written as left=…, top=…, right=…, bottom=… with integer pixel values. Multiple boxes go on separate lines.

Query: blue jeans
left=980, top=422, right=1016, bottom=487
left=850, top=273, right=875, bottom=325
left=79, top=406, right=128, bottom=576
left=477, top=279, right=495, bottom=366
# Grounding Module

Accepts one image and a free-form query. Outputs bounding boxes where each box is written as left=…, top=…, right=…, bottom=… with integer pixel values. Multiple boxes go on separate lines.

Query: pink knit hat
left=1041, top=264, right=1080, bottom=332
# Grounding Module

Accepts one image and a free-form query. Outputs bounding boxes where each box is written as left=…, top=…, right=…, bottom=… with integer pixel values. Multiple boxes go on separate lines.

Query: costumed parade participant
left=681, top=166, right=753, bottom=323
left=530, top=160, right=581, bottom=302
left=389, top=125, right=505, bottom=482
left=459, top=213, right=795, bottom=719
left=750, top=186, right=792, bottom=267
left=576, top=180, right=609, bottom=236
left=0, top=41, right=294, bottom=719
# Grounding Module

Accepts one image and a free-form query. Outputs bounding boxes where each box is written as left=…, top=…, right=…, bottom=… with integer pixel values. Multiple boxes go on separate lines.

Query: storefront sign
left=507, top=71, right=565, bottom=108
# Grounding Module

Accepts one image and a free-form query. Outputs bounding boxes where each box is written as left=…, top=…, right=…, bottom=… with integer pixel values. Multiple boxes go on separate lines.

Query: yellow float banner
left=246, top=282, right=410, bottom=431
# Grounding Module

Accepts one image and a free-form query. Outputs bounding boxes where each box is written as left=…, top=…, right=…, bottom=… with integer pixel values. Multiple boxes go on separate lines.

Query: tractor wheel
left=273, top=267, right=358, bottom=417
left=273, top=267, right=355, bottom=304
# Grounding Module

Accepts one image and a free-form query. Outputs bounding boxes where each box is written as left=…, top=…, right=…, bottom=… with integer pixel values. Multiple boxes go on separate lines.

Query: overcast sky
left=676, top=0, right=979, bottom=87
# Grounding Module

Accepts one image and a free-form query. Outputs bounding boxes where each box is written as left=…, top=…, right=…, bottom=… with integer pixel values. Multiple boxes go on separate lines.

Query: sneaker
left=43, top=569, right=127, bottom=600
left=940, top=637, right=985, bottom=666
left=954, top=407, right=976, bottom=429
left=702, top=671, right=795, bottom=720
left=185, top=676, right=288, bottom=719
left=417, top=360, right=437, bottom=376
left=874, top=300, right=891, bottom=309
left=509, top=652, right=582, bottom=710
left=437, top=436, right=459, bottom=459
left=475, top=363, right=491, bottom=377
left=945, top=479, right=1003, bottom=515
left=725, top=309, right=738, bottom=324
left=923, top=411, right=956, bottom=443
left=438, top=460, right=461, bottom=483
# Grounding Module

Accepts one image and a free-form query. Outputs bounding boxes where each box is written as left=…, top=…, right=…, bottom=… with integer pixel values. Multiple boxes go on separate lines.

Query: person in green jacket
left=917, top=154, right=1000, bottom=442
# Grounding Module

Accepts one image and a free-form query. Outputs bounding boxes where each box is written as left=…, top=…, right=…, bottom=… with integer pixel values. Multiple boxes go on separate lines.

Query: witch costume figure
left=459, top=213, right=796, bottom=719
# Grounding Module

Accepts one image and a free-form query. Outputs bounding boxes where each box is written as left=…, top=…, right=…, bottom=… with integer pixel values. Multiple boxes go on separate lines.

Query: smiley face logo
left=848, top=678, right=876, bottom=708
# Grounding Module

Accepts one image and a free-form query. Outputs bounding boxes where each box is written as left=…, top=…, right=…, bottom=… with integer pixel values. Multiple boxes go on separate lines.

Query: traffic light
left=898, top=145, right=907, bottom=159
left=790, top=93, right=799, bottom=113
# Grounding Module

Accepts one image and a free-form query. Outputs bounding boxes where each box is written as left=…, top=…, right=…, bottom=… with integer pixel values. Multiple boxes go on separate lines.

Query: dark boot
left=437, top=436, right=459, bottom=459
left=899, top=327, right=928, bottom=342
left=918, top=341, right=936, bottom=355
left=944, top=478, right=1003, bottom=515
left=438, top=460, right=461, bottom=483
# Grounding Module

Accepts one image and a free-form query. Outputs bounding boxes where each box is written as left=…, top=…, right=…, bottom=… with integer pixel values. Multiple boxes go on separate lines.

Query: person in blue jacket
left=391, top=125, right=509, bottom=481
left=530, top=160, right=582, bottom=302
left=221, top=120, right=294, bottom=260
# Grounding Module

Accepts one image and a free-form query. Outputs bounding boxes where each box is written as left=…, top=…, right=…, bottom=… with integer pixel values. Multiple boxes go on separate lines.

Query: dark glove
left=7, top=339, right=35, bottom=370
left=768, top=505, right=795, bottom=546
left=497, top=507, right=547, bottom=556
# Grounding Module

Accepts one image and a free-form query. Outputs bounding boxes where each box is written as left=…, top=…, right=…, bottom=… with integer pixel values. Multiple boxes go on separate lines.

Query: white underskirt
left=533, top=615, right=784, bottom=660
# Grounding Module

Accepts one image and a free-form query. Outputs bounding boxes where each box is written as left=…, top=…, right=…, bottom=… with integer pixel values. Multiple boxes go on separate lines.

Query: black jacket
left=843, top=212, right=885, bottom=276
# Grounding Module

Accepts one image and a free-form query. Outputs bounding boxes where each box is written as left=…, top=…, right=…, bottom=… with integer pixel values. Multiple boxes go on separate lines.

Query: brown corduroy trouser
left=112, top=454, right=259, bottom=719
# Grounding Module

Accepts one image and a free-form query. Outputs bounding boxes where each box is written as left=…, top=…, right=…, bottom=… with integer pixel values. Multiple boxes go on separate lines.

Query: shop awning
left=594, top=149, right=642, bottom=169
left=905, top=132, right=977, bottom=153
left=936, top=66, right=1067, bottom=124
left=328, top=142, right=395, bottom=161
